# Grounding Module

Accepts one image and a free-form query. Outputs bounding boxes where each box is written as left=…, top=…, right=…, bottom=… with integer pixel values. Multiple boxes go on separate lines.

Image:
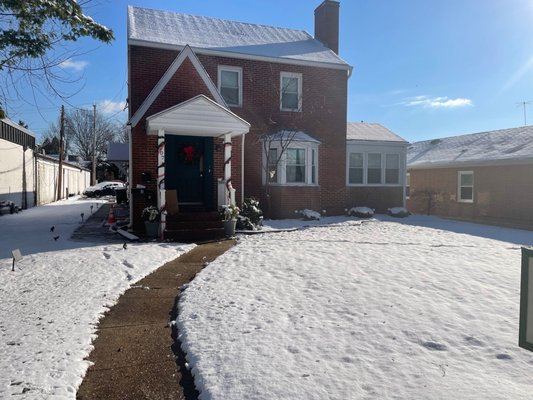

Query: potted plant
left=221, top=204, right=240, bottom=237
left=141, top=206, right=160, bottom=237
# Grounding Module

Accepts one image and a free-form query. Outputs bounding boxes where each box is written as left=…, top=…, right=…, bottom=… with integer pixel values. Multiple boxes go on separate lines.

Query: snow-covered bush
left=237, top=198, right=263, bottom=230
left=297, top=209, right=321, bottom=221
left=387, top=207, right=410, bottom=218
left=347, top=206, right=374, bottom=218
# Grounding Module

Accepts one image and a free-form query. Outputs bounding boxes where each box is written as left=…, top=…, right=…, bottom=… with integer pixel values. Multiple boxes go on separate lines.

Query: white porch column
left=157, top=130, right=166, bottom=239
left=224, top=134, right=235, bottom=206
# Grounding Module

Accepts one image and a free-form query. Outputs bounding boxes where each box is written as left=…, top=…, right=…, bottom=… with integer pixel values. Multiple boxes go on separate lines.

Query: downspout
left=127, top=123, right=133, bottom=227
left=241, top=133, right=245, bottom=205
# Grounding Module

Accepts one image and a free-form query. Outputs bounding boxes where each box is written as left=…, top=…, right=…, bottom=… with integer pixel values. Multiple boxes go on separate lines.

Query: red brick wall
left=197, top=53, right=348, bottom=217
left=346, top=187, right=404, bottom=214
left=129, top=44, right=349, bottom=221
left=407, top=164, right=533, bottom=229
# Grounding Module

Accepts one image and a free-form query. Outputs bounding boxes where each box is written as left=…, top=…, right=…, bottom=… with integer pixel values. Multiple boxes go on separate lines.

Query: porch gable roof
left=130, top=45, right=227, bottom=128
left=146, top=94, right=250, bottom=138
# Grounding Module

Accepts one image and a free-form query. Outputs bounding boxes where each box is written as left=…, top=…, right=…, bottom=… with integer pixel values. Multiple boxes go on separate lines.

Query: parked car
left=83, top=181, right=125, bottom=198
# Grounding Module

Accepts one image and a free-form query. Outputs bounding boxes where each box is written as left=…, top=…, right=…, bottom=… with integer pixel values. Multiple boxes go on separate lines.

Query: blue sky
left=5, top=0, right=533, bottom=143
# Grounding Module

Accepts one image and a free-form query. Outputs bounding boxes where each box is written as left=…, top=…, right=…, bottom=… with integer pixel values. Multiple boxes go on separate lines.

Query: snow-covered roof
left=127, top=6, right=351, bottom=71
left=347, top=122, right=407, bottom=143
left=263, top=130, right=321, bottom=144
left=1, top=117, right=35, bottom=138
left=408, top=125, right=533, bottom=169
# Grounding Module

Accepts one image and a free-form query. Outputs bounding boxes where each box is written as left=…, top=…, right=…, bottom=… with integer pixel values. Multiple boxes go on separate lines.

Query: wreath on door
left=178, top=143, right=201, bottom=164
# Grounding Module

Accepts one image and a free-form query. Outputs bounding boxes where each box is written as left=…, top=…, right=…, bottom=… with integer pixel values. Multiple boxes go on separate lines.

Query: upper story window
left=458, top=171, right=474, bottom=203
left=347, top=151, right=403, bottom=186
left=280, top=72, right=302, bottom=111
left=218, top=66, right=242, bottom=107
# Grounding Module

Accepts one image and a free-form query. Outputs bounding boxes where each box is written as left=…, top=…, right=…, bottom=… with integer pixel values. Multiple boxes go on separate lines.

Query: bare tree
left=65, top=108, right=119, bottom=160
left=42, top=107, right=120, bottom=160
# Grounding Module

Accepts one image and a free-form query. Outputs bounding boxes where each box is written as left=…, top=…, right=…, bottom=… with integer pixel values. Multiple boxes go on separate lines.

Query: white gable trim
left=146, top=94, right=250, bottom=138
left=130, top=45, right=227, bottom=127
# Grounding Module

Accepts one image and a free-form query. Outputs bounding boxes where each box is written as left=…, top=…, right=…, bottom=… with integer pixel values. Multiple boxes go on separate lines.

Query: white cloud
left=402, top=95, right=473, bottom=108
left=59, top=59, right=88, bottom=71
left=98, top=100, right=127, bottom=114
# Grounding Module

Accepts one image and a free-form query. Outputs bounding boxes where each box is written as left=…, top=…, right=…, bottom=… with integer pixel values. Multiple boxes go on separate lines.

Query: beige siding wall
left=0, top=138, right=35, bottom=208
left=407, top=164, right=533, bottom=229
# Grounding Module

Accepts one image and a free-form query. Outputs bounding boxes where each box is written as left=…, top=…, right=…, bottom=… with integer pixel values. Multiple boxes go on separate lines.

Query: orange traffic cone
left=107, top=205, right=116, bottom=225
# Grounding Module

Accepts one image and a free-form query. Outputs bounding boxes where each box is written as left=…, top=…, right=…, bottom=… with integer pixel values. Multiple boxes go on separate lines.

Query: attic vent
left=430, top=139, right=441, bottom=145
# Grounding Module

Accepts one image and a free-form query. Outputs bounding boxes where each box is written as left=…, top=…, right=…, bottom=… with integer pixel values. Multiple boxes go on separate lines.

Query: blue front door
left=165, top=135, right=214, bottom=207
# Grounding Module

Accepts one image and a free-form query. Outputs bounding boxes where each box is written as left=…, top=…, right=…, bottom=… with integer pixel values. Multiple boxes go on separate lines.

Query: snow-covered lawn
left=178, top=215, right=533, bottom=400
left=0, top=197, right=194, bottom=398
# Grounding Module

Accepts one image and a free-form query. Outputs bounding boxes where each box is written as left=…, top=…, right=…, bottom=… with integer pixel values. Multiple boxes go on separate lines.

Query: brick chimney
left=314, top=0, right=340, bottom=54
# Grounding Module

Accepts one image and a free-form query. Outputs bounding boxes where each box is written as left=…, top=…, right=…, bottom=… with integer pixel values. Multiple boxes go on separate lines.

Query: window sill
left=267, top=183, right=319, bottom=187
left=346, top=183, right=403, bottom=187
left=458, top=199, right=474, bottom=204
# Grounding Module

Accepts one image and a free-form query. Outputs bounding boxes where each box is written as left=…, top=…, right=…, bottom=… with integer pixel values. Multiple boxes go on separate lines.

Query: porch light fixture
left=519, top=247, right=533, bottom=352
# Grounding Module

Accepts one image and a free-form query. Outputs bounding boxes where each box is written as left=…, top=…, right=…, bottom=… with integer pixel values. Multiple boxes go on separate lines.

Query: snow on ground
left=178, top=215, right=533, bottom=400
left=0, top=197, right=194, bottom=399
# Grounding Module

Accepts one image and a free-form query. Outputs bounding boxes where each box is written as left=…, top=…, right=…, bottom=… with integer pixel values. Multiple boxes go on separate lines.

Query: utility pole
left=57, top=105, right=65, bottom=201
left=92, top=103, right=97, bottom=185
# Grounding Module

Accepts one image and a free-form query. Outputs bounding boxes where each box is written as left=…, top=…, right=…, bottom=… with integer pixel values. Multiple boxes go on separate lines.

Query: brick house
left=407, top=126, right=533, bottom=230
left=127, top=1, right=407, bottom=238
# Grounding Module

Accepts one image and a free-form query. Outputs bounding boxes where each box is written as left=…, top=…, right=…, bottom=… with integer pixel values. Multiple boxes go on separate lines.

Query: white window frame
left=218, top=65, right=242, bottom=107
left=263, top=142, right=318, bottom=186
left=347, top=151, right=403, bottom=187
left=280, top=72, right=302, bottom=112
left=406, top=172, right=411, bottom=199
left=458, top=171, right=474, bottom=203
left=348, top=152, right=364, bottom=184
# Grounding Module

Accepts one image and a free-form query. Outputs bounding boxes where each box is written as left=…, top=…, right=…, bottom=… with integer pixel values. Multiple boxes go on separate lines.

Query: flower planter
left=223, top=219, right=236, bottom=237
left=144, top=221, right=160, bottom=238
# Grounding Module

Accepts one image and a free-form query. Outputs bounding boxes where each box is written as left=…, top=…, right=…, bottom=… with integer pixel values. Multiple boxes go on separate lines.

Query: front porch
left=143, top=94, right=250, bottom=240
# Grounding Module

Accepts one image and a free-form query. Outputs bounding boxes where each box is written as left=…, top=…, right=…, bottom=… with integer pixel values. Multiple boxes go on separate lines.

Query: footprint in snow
left=464, top=335, right=485, bottom=347
left=103, top=252, right=111, bottom=260
left=122, top=260, right=134, bottom=269
left=421, top=341, right=448, bottom=351
left=495, top=353, right=512, bottom=360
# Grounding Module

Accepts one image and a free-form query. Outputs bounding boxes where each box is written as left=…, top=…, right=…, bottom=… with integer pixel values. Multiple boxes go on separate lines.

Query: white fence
left=36, top=156, right=91, bottom=205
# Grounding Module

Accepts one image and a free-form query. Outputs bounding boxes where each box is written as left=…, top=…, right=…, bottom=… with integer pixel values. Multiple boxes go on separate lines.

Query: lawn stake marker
left=11, top=249, right=22, bottom=272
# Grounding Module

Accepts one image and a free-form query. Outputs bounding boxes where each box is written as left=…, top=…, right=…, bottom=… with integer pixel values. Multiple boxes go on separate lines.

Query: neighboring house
left=127, top=1, right=406, bottom=237
left=0, top=117, right=90, bottom=210
left=407, top=125, right=533, bottom=230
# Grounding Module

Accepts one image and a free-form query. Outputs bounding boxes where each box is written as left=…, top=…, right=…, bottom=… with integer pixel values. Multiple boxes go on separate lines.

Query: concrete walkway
left=77, top=239, right=235, bottom=399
